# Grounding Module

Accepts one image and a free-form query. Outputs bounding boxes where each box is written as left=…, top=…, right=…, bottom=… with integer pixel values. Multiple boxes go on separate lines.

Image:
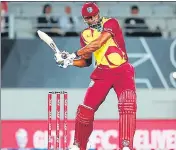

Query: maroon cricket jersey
left=80, top=17, right=128, bottom=68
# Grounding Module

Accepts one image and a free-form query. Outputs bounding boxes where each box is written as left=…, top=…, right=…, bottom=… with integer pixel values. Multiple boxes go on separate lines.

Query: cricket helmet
left=81, top=2, right=100, bottom=18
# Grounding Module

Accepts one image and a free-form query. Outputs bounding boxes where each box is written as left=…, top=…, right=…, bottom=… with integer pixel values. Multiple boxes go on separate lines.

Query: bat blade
left=37, top=30, right=60, bottom=53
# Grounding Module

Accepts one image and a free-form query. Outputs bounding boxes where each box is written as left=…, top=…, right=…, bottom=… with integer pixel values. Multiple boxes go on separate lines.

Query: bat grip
left=55, top=48, right=61, bottom=53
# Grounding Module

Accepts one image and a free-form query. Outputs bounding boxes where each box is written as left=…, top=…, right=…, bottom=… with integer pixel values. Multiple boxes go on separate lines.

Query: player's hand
left=54, top=51, right=69, bottom=61
left=57, top=58, right=73, bottom=68
left=54, top=52, right=73, bottom=68
left=67, top=52, right=77, bottom=60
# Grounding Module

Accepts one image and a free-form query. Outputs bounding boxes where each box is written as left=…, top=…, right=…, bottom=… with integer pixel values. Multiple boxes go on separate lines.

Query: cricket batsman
left=54, top=2, right=137, bottom=150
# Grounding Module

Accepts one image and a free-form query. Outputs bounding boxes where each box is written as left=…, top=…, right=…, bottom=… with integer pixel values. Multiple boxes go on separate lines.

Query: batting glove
left=57, top=58, right=73, bottom=68
left=67, top=51, right=79, bottom=60
left=54, top=52, right=73, bottom=68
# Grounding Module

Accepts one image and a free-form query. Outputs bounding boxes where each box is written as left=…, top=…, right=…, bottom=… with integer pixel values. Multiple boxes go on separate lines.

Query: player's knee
left=118, top=89, right=137, bottom=112
left=76, top=104, right=95, bottom=123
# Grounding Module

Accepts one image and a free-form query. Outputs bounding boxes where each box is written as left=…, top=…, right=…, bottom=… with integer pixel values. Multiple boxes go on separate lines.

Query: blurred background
left=1, top=1, right=176, bottom=150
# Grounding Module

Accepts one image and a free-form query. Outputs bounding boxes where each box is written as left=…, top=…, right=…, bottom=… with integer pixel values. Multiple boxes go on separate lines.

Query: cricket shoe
left=122, top=147, right=131, bottom=150
left=69, top=145, right=80, bottom=150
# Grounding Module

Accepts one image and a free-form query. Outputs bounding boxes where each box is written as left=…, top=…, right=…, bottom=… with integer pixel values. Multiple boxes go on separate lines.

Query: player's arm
left=76, top=31, right=111, bottom=56
left=73, top=57, right=92, bottom=68
left=72, top=33, right=92, bottom=68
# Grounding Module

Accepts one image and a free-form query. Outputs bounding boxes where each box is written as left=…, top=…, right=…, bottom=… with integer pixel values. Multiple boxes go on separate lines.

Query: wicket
left=48, top=91, right=68, bottom=150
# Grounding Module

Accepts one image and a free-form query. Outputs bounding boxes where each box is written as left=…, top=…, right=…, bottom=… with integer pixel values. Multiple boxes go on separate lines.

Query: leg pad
left=118, top=90, right=137, bottom=150
left=74, top=104, right=95, bottom=150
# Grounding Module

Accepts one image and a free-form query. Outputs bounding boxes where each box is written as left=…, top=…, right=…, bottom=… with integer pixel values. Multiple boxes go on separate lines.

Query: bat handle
left=55, top=48, right=61, bottom=54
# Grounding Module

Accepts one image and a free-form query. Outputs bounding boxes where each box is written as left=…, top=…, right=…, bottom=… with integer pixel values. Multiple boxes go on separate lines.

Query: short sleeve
left=80, top=33, right=86, bottom=48
left=103, top=18, right=120, bottom=36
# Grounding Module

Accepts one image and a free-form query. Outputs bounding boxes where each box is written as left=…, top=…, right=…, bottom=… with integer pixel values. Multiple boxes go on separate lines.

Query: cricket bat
left=37, top=30, right=60, bottom=54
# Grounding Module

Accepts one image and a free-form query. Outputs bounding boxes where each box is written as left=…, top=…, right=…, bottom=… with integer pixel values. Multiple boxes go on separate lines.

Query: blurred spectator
left=1, top=1, right=9, bottom=38
left=36, top=4, right=64, bottom=37
left=124, top=5, right=149, bottom=36
left=60, top=6, right=79, bottom=36
left=124, top=5, right=162, bottom=37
